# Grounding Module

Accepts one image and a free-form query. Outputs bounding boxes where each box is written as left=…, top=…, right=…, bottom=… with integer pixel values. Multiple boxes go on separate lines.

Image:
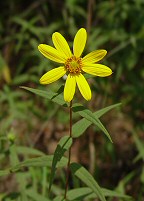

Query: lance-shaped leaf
left=72, top=104, right=112, bottom=142
left=21, top=86, right=67, bottom=106
left=70, top=163, right=106, bottom=201
left=49, top=136, right=73, bottom=192
left=0, top=155, right=68, bottom=177
left=26, top=189, right=51, bottom=201
left=72, top=103, right=121, bottom=138
left=60, top=187, right=131, bottom=200
left=22, top=87, right=113, bottom=142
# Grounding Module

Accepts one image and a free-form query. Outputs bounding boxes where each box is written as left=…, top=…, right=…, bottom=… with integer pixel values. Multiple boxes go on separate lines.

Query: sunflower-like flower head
left=38, top=28, right=112, bottom=102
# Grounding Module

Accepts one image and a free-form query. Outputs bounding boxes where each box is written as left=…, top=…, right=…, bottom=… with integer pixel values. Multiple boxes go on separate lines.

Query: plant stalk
left=64, top=100, right=72, bottom=199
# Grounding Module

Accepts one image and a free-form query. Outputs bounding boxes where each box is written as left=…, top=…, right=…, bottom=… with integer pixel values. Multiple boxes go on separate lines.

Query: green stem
left=64, top=100, right=72, bottom=200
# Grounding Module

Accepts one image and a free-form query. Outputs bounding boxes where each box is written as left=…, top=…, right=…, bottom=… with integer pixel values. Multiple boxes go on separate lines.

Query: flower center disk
left=65, top=56, right=82, bottom=74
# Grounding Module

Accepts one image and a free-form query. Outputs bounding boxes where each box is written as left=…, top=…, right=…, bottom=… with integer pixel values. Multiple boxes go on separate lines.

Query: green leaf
left=70, top=162, right=106, bottom=201
left=116, top=171, right=136, bottom=195
left=10, top=155, right=68, bottom=172
left=26, top=189, right=51, bottom=201
left=102, top=188, right=132, bottom=199
left=140, top=166, right=144, bottom=183
left=2, top=157, right=66, bottom=197
left=93, top=103, right=121, bottom=117
left=53, top=197, right=65, bottom=201
left=9, top=143, right=28, bottom=200
left=72, top=104, right=112, bottom=142
left=21, top=86, right=67, bottom=107
left=22, top=87, right=113, bottom=142
left=49, top=136, right=72, bottom=192
left=72, top=103, right=121, bottom=138
left=16, top=146, right=45, bottom=156
left=133, top=132, right=144, bottom=162
left=67, top=187, right=92, bottom=200
left=65, top=187, right=132, bottom=200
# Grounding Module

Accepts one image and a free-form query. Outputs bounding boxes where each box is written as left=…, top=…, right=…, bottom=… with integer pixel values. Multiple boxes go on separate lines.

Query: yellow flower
left=38, top=28, right=112, bottom=102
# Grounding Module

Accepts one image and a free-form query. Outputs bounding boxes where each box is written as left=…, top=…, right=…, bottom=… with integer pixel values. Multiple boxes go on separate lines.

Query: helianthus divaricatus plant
left=38, top=28, right=112, bottom=102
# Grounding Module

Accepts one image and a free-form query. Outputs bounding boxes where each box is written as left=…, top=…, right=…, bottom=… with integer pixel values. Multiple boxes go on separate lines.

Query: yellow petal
left=76, top=74, right=91, bottom=101
left=52, top=32, right=72, bottom=59
left=82, top=49, right=107, bottom=64
left=40, top=66, right=66, bottom=84
left=73, top=28, right=87, bottom=57
left=38, top=44, right=65, bottom=63
left=82, top=64, right=112, bottom=77
left=64, top=74, right=76, bottom=102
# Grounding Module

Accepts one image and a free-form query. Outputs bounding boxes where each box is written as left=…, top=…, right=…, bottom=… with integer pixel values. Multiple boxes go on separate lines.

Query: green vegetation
left=0, top=0, right=144, bottom=200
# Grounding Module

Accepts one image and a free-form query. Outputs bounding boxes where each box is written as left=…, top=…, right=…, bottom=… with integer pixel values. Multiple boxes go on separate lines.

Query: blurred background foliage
left=0, top=0, right=144, bottom=200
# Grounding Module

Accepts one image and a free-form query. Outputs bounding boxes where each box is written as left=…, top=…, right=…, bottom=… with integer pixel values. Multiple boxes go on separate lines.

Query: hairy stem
left=64, top=101, right=72, bottom=200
